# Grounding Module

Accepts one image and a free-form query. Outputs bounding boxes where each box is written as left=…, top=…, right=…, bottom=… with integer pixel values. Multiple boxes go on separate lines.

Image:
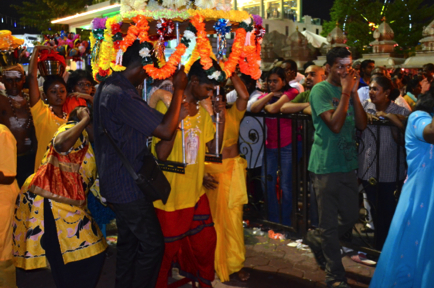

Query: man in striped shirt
left=93, top=40, right=188, bottom=288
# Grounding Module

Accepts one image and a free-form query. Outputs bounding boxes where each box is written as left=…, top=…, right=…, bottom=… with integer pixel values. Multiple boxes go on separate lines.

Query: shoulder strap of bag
left=95, top=81, right=139, bottom=182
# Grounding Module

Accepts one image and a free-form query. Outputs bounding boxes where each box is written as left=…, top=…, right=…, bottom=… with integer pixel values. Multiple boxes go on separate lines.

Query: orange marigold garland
left=143, top=44, right=187, bottom=79
left=239, top=29, right=261, bottom=80
left=190, top=14, right=248, bottom=82
left=142, top=22, right=195, bottom=79
left=237, top=18, right=261, bottom=80
left=222, top=27, right=246, bottom=78
left=111, top=14, right=191, bottom=80
left=191, top=14, right=213, bottom=71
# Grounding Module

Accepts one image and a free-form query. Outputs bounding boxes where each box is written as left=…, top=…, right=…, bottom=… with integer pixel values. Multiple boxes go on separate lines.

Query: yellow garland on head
left=187, top=9, right=250, bottom=23
left=106, top=16, right=126, bottom=72
left=91, top=15, right=124, bottom=82
left=91, top=18, right=116, bottom=81
left=89, top=32, right=98, bottom=80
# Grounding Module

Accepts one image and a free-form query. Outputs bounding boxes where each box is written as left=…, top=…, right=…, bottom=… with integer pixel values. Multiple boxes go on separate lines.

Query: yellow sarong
left=0, top=124, right=19, bottom=288
left=205, top=155, right=248, bottom=282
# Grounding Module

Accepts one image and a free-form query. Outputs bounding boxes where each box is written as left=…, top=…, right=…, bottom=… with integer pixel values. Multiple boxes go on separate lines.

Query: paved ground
left=16, top=227, right=375, bottom=288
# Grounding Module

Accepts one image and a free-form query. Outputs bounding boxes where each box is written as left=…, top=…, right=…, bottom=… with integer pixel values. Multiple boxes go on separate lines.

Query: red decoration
left=98, top=67, right=109, bottom=77
left=38, top=50, right=66, bottom=67
left=111, top=23, right=121, bottom=34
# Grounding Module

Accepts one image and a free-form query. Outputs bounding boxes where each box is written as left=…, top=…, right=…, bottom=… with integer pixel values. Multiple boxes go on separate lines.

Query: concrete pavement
left=16, top=227, right=375, bottom=288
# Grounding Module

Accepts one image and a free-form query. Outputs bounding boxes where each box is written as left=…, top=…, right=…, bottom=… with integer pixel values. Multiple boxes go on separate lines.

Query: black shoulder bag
left=96, top=83, right=171, bottom=204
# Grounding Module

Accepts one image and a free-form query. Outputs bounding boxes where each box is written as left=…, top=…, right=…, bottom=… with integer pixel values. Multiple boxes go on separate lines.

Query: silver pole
left=143, top=78, right=147, bottom=102
left=176, top=22, right=186, bottom=164
left=176, top=22, right=181, bottom=70
left=215, top=34, right=220, bottom=155
left=181, top=119, right=186, bottom=163
left=215, top=87, right=219, bottom=155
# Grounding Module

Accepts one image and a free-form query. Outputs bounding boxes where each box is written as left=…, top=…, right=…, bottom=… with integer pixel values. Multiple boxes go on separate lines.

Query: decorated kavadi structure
left=90, top=0, right=265, bottom=83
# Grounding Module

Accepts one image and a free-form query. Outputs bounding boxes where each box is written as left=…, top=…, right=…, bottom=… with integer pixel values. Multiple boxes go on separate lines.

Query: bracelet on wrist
left=341, top=92, right=350, bottom=97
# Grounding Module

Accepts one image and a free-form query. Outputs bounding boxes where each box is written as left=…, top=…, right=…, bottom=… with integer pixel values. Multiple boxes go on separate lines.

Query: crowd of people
left=1, top=38, right=434, bottom=288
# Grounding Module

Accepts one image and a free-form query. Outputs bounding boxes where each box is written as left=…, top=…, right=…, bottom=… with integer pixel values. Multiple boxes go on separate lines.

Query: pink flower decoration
left=252, top=14, right=263, bottom=26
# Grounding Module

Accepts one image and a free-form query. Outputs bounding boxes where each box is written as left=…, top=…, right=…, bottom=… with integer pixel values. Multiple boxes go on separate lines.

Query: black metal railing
left=240, top=111, right=405, bottom=255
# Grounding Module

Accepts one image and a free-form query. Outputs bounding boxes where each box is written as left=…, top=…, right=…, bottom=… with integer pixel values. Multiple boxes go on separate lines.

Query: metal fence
left=240, top=111, right=405, bottom=254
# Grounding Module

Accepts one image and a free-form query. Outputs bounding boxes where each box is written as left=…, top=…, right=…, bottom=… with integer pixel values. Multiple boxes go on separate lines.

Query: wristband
left=341, top=92, right=350, bottom=97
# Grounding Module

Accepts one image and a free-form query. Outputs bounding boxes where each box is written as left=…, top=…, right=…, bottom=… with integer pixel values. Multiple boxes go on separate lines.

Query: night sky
left=302, top=0, right=335, bottom=21
left=3, top=0, right=336, bottom=22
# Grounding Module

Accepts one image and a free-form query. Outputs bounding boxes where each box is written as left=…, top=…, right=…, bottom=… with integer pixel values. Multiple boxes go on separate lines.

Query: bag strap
left=95, top=82, right=139, bottom=182
left=102, top=127, right=139, bottom=181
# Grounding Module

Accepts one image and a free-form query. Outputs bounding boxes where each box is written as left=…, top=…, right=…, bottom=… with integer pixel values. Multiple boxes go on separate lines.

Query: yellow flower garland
left=120, top=8, right=250, bottom=23
left=187, top=9, right=250, bottom=23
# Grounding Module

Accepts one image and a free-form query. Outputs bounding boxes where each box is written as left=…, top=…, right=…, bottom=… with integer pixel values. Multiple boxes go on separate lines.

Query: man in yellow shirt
left=152, top=59, right=225, bottom=288
left=0, top=124, right=20, bottom=288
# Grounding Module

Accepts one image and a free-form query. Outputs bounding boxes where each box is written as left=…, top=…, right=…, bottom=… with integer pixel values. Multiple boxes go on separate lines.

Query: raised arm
left=230, top=73, right=249, bottom=111
left=320, top=70, right=358, bottom=134
left=54, top=107, right=90, bottom=153
left=28, top=46, right=55, bottom=107
left=152, top=67, right=188, bottom=140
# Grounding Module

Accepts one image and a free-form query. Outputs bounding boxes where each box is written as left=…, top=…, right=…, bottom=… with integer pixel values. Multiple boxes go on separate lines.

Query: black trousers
left=309, top=171, right=359, bottom=284
left=362, top=180, right=403, bottom=250
left=42, top=198, right=106, bottom=288
left=17, top=151, right=36, bottom=187
left=111, top=197, right=165, bottom=288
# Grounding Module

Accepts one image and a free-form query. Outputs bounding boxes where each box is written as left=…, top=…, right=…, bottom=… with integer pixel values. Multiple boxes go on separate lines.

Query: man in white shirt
left=281, top=59, right=304, bottom=93
left=295, top=72, right=305, bottom=84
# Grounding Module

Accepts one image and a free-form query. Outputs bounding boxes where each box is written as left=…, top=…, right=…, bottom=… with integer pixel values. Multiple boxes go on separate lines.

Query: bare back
left=0, top=93, right=37, bottom=154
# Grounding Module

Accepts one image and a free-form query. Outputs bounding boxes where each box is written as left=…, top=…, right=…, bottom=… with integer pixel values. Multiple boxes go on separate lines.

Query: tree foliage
left=321, top=0, right=434, bottom=56
left=14, top=0, right=92, bottom=33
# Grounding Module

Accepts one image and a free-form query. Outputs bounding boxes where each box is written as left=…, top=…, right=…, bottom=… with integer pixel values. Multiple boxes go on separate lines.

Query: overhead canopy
left=51, top=1, right=121, bottom=32
left=301, top=30, right=328, bottom=48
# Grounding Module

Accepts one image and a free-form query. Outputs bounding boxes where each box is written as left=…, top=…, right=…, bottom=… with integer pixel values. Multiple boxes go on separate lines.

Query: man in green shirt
left=281, top=65, right=325, bottom=115
left=304, top=47, right=367, bottom=288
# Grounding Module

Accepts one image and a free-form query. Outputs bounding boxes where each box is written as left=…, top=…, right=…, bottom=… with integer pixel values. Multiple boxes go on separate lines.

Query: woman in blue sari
left=370, top=90, right=434, bottom=288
